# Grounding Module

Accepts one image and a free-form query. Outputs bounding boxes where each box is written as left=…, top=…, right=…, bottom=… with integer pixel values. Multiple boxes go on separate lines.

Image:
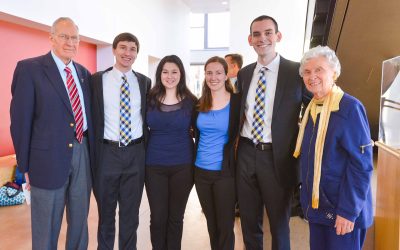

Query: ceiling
left=182, top=0, right=230, bottom=13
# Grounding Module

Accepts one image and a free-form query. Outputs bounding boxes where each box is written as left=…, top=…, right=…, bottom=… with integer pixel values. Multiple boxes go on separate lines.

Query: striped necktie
left=251, top=67, right=267, bottom=144
left=65, top=66, right=83, bottom=143
left=119, top=75, right=132, bottom=146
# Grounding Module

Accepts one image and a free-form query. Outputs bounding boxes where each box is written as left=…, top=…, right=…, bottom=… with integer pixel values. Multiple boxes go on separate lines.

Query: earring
left=333, top=73, right=338, bottom=82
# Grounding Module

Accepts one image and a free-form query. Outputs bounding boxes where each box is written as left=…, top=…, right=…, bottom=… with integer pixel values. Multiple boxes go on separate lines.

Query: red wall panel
left=0, top=19, right=97, bottom=156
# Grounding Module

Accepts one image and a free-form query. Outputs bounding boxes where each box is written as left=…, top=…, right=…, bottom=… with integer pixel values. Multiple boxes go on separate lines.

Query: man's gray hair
left=299, top=45, right=341, bottom=78
left=50, top=17, right=79, bottom=34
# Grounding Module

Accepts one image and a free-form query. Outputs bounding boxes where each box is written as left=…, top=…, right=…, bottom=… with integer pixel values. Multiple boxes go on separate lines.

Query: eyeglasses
left=55, top=34, right=79, bottom=44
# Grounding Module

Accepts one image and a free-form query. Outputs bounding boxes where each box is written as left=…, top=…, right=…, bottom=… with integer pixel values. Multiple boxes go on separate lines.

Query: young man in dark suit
left=10, top=17, right=93, bottom=250
left=91, top=32, right=151, bottom=249
left=236, top=15, right=310, bottom=250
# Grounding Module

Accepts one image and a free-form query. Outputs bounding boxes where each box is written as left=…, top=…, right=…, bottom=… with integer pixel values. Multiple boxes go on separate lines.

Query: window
left=188, top=64, right=204, bottom=97
left=189, top=12, right=230, bottom=50
left=189, top=14, right=205, bottom=50
left=207, top=12, right=230, bottom=48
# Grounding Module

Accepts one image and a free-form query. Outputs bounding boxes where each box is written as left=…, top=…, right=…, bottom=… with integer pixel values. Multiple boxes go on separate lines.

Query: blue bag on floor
left=0, top=182, right=26, bottom=206
left=14, top=166, right=25, bottom=186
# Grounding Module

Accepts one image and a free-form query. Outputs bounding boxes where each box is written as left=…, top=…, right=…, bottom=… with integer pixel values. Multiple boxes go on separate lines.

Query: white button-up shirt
left=103, top=67, right=143, bottom=141
left=241, top=54, right=280, bottom=143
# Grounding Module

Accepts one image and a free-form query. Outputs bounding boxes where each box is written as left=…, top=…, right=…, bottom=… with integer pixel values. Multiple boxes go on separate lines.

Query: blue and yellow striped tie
left=119, top=75, right=132, bottom=146
left=251, top=67, right=267, bottom=144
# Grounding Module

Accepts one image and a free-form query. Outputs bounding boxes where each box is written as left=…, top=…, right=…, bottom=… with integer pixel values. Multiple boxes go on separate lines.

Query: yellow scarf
left=293, top=85, right=344, bottom=209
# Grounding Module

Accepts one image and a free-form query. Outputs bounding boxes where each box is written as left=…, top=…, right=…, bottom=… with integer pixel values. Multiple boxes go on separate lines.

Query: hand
left=24, top=173, right=31, bottom=191
left=334, top=215, right=354, bottom=235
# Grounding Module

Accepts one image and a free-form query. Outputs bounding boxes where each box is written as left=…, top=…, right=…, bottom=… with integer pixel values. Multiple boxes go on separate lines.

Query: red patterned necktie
left=65, top=66, right=83, bottom=143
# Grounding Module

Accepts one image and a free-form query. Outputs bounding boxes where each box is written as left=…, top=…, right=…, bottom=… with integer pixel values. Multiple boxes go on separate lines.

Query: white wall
left=191, top=49, right=229, bottom=64
left=229, top=0, right=308, bottom=66
left=0, top=0, right=191, bottom=76
left=0, top=0, right=308, bottom=78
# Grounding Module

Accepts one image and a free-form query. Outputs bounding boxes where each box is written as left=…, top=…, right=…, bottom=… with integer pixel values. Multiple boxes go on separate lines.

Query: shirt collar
left=255, top=54, right=280, bottom=73
left=111, top=67, right=134, bottom=83
left=51, top=50, right=74, bottom=72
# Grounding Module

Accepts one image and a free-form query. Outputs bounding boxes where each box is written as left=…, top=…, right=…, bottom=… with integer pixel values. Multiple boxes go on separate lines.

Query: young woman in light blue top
left=194, top=56, right=241, bottom=250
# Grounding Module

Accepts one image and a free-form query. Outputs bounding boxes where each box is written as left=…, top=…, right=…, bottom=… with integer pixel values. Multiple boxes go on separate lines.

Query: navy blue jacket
left=300, top=93, right=373, bottom=228
left=10, top=52, right=93, bottom=189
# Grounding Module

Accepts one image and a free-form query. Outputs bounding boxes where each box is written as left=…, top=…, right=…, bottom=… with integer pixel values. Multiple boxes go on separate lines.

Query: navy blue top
left=195, top=102, right=230, bottom=171
left=146, top=97, right=195, bottom=167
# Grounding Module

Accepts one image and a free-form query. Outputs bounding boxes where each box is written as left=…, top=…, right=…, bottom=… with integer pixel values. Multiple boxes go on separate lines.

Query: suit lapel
left=97, top=67, right=112, bottom=127
left=42, top=52, right=74, bottom=116
left=133, top=70, right=146, bottom=118
left=73, top=63, right=90, bottom=115
left=238, top=63, right=256, bottom=131
left=240, top=63, right=256, bottom=118
left=241, top=63, right=256, bottom=104
left=272, top=57, right=288, bottom=121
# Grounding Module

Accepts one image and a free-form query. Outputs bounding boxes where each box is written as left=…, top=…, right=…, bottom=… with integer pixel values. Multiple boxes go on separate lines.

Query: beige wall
left=328, top=0, right=400, bottom=139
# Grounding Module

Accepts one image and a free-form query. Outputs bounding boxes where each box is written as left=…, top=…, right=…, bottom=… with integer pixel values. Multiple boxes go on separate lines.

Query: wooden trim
left=375, top=141, right=400, bottom=158
left=375, top=143, right=400, bottom=250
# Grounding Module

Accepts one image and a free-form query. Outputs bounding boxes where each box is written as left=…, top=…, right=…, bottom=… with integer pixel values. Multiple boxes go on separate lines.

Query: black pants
left=145, top=164, right=193, bottom=250
left=194, top=167, right=235, bottom=250
left=236, top=140, right=293, bottom=250
left=94, top=142, right=145, bottom=250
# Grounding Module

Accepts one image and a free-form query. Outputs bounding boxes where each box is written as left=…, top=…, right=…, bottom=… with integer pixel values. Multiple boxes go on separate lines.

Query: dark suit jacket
left=10, top=52, right=93, bottom=189
left=194, top=93, right=241, bottom=177
left=237, top=56, right=311, bottom=188
left=90, top=67, right=151, bottom=175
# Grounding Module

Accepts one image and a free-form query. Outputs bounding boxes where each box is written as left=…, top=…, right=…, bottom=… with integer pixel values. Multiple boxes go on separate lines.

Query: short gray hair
left=299, top=45, right=341, bottom=78
left=50, top=17, right=79, bottom=34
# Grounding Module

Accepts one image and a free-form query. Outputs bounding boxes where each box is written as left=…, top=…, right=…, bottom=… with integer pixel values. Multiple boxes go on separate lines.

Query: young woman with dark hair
left=145, top=55, right=197, bottom=250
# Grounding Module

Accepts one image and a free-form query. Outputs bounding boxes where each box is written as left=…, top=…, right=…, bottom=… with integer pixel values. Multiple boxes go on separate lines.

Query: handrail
left=375, top=141, right=400, bottom=159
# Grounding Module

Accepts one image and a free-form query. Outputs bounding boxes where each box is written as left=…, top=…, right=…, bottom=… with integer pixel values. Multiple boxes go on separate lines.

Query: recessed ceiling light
left=222, top=1, right=228, bottom=5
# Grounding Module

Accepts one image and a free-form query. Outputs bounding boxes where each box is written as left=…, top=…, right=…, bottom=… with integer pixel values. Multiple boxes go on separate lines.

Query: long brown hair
left=148, top=55, right=196, bottom=110
left=197, top=56, right=233, bottom=112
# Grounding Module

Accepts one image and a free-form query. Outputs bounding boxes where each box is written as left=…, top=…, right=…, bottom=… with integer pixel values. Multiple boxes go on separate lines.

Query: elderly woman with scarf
left=293, top=46, right=373, bottom=250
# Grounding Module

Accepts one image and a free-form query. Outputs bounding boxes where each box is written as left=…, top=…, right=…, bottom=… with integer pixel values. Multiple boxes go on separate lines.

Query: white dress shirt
left=103, top=67, right=143, bottom=141
left=241, top=54, right=280, bottom=143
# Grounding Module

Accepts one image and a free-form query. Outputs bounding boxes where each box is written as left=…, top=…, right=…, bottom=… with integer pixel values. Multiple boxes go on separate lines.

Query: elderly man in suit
left=236, top=15, right=311, bottom=250
left=10, top=17, right=92, bottom=250
left=91, top=32, right=151, bottom=249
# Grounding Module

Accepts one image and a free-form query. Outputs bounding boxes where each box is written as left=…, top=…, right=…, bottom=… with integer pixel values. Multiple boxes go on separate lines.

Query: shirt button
left=68, top=143, right=73, bottom=148
left=70, top=123, right=74, bottom=127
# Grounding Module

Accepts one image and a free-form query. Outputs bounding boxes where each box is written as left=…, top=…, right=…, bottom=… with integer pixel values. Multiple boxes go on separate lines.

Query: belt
left=240, top=136, right=272, bottom=151
left=75, top=130, right=88, bottom=138
left=103, top=137, right=143, bottom=147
